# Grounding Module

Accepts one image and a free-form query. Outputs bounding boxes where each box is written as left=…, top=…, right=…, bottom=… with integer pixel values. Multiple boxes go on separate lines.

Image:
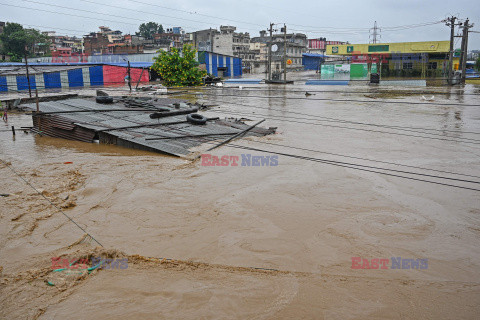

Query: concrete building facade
left=251, top=31, right=308, bottom=74
left=187, top=26, right=250, bottom=68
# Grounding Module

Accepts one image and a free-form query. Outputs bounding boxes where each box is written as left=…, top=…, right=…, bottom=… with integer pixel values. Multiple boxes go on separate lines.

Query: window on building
left=427, top=62, right=437, bottom=70
left=403, top=62, right=413, bottom=70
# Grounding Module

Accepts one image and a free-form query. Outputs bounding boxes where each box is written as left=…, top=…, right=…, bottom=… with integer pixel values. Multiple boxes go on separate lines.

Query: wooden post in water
left=35, top=88, right=41, bottom=132
left=35, top=89, right=39, bottom=112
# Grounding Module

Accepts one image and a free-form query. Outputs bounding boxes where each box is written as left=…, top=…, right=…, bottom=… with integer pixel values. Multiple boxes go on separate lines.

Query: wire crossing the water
left=222, top=144, right=480, bottom=192
left=124, top=123, right=480, bottom=192
left=0, top=158, right=104, bottom=247
left=199, top=93, right=480, bottom=107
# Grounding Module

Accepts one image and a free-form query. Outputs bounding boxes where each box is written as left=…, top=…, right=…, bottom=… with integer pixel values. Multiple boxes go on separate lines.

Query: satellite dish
left=271, top=44, right=278, bottom=52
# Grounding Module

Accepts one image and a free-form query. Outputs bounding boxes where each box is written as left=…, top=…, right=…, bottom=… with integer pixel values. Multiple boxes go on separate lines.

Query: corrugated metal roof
left=24, top=97, right=275, bottom=156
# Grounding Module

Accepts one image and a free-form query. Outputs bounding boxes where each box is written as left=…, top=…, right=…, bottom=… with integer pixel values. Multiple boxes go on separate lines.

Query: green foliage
left=0, top=22, right=50, bottom=61
left=152, top=45, right=206, bottom=87
left=137, top=22, right=164, bottom=40
left=475, top=56, right=480, bottom=72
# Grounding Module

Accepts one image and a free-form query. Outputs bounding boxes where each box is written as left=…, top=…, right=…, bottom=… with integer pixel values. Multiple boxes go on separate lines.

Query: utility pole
left=267, top=23, right=274, bottom=82
left=127, top=60, right=132, bottom=93
left=283, top=24, right=287, bottom=82
left=460, top=18, right=473, bottom=84
left=24, top=47, right=32, bottom=98
left=445, top=16, right=457, bottom=85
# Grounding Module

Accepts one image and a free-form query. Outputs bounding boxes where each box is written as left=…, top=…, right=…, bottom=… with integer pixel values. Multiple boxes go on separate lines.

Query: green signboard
left=368, top=45, right=389, bottom=52
left=347, top=46, right=354, bottom=53
left=332, top=46, right=338, bottom=54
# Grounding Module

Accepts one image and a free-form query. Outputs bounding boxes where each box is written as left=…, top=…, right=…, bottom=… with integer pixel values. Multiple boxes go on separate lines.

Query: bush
left=152, top=44, right=206, bottom=87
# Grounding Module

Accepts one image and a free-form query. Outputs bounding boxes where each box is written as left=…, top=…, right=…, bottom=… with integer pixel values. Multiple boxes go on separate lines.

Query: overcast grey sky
left=2, top=0, right=479, bottom=49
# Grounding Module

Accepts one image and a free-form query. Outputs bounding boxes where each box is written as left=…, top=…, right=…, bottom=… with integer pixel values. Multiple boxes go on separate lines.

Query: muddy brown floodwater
left=1, top=81, right=480, bottom=319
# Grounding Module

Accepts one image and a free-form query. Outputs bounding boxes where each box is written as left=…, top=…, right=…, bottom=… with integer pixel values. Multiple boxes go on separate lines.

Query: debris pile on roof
left=25, top=97, right=276, bottom=156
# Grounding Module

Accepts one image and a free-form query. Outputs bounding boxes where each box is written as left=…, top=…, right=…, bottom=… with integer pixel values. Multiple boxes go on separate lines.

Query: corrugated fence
left=0, top=65, right=149, bottom=93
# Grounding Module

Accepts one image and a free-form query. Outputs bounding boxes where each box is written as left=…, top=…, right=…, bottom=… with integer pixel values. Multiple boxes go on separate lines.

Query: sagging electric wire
left=221, top=144, right=480, bottom=192
left=0, top=158, right=104, bottom=247
left=203, top=108, right=480, bottom=146
left=121, top=123, right=480, bottom=190
left=199, top=92, right=480, bottom=107
left=201, top=97, right=480, bottom=137
left=210, top=87, right=480, bottom=97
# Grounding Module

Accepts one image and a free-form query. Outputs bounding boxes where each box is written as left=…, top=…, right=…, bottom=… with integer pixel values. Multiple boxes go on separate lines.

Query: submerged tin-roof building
left=25, top=97, right=274, bottom=156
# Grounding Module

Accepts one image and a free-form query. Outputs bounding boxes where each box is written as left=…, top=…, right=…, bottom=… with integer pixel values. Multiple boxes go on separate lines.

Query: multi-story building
left=153, top=32, right=182, bottom=49
left=188, top=26, right=250, bottom=64
left=251, top=30, right=308, bottom=74
left=308, top=38, right=346, bottom=54
left=83, top=27, right=143, bottom=55
left=166, top=27, right=184, bottom=34
left=43, top=31, right=84, bottom=54
left=243, top=42, right=268, bottom=74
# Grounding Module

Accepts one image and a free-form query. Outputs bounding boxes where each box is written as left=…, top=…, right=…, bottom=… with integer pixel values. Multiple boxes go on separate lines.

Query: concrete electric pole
left=283, top=24, right=287, bottom=82
left=267, top=23, right=274, bottom=82
left=460, top=18, right=474, bottom=84
left=444, top=16, right=457, bottom=84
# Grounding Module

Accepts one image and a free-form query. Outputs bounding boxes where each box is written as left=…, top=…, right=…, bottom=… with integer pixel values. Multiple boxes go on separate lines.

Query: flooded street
left=1, top=82, right=480, bottom=319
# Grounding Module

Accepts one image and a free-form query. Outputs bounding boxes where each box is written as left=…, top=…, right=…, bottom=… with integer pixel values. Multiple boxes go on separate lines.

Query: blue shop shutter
left=225, top=57, right=231, bottom=77
left=211, top=54, right=218, bottom=77
left=0, top=76, right=7, bottom=92
left=68, top=68, right=84, bottom=87
left=44, top=72, right=62, bottom=89
left=89, top=66, right=104, bottom=86
left=16, top=75, right=36, bottom=91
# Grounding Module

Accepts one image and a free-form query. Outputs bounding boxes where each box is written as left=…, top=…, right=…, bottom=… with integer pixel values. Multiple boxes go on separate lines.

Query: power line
left=0, top=2, right=138, bottom=27
left=0, top=158, right=104, bottom=247
left=17, top=0, right=264, bottom=34
left=202, top=96, right=480, bottom=136
left=123, top=120, right=480, bottom=182
left=111, top=0, right=264, bottom=28
left=105, top=119, right=480, bottom=192
left=211, top=87, right=480, bottom=96
left=125, top=123, right=480, bottom=191
left=230, top=140, right=480, bottom=180
left=19, top=0, right=207, bottom=27
left=223, top=144, right=480, bottom=192
left=231, top=143, right=480, bottom=184
left=199, top=92, right=480, bottom=107
left=200, top=100, right=480, bottom=145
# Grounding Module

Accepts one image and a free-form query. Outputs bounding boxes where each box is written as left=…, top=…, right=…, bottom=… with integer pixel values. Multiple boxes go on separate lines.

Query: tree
left=152, top=44, right=206, bottom=87
left=0, top=22, right=49, bottom=61
left=475, top=56, right=480, bottom=72
left=137, top=22, right=164, bottom=40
